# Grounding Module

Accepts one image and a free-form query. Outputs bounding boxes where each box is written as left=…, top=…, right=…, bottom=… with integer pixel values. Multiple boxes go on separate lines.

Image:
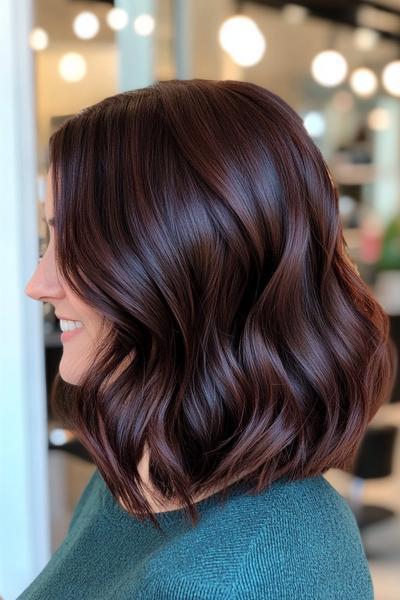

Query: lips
left=60, top=327, right=83, bottom=342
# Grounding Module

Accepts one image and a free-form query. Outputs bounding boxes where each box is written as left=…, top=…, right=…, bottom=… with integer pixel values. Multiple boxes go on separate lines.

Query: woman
left=20, top=79, right=396, bottom=599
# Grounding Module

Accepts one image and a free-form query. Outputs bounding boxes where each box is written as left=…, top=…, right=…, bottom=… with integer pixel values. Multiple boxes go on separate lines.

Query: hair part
left=49, top=78, right=397, bottom=534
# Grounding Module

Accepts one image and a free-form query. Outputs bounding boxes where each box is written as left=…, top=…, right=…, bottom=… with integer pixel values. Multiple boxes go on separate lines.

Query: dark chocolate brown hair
left=48, top=78, right=397, bottom=533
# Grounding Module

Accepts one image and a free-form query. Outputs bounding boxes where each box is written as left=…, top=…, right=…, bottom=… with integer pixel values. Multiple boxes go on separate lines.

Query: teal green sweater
left=17, top=469, right=374, bottom=599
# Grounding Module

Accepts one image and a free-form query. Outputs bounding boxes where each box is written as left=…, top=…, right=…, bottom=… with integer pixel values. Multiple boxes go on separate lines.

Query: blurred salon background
left=1, top=1, right=400, bottom=598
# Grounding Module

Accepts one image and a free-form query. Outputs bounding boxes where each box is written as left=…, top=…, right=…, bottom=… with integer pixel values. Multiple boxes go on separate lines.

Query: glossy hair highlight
left=48, top=79, right=397, bottom=533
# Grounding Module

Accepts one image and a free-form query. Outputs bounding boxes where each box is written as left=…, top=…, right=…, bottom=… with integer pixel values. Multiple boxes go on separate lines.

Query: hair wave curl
left=49, top=79, right=397, bottom=533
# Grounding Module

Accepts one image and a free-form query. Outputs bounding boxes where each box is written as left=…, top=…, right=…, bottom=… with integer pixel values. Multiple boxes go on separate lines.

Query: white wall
left=0, top=0, right=50, bottom=598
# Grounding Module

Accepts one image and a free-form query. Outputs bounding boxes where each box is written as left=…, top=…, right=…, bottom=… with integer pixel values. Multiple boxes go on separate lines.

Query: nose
left=24, top=250, right=65, bottom=303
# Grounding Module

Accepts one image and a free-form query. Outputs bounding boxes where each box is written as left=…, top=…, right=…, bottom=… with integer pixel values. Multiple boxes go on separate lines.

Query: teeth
left=60, top=319, right=83, bottom=332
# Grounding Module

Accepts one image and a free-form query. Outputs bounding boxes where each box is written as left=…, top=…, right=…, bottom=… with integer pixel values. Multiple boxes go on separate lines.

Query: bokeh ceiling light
left=73, top=11, right=100, bottom=40
left=49, top=428, right=70, bottom=446
left=350, top=67, right=378, bottom=97
left=311, top=50, right=348, bottom=87
left=367, top=107, right=390, bottom=130
left=58, top=52, right=87, bottom=82
left=29, top=27, right=49, bottom=51
left=106, top=7, right=129, bottom=31
left=281, top=3, right=308, bottom=25
left=382, top=60, right=400, bottom=97
left=133, top=14, right=155, bottom=36
left=218, top=16, right=266, bottom=67
left=303, top=111, right=326, bottom=138
left=353, top=27, right=379, bottom=50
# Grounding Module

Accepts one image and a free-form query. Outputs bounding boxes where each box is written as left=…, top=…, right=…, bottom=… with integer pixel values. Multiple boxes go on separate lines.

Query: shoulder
left=233, top=474, right=374, bottom=599
left=140, top=475, right=374, bottom=599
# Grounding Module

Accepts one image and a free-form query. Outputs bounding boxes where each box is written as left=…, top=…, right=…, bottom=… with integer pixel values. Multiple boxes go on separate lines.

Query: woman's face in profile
left=24, top=170, right=105, bottom=385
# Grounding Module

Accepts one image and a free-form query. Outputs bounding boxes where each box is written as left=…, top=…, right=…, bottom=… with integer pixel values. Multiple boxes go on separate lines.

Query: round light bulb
left=382, top=60, right=400, bottom=97
left=49, top=428, right=69, bottom=446
left=73, top=11, right=99, bottom=40
left=29, top=27, right=49, bottom=51
left=281, top=4, right=308, bottom=25
left=106, top=8, right=129, bottom=31
left=218, top=15, right=266, bottom=67
left=350, top=67, right=377, bottom=97
left=133, top=14, right=155, bottom=36
left=58, top=52, right=87, bottom=82
left=353, top=27, right=379, bottom=51
left=311, top=50, right=348, bottom=87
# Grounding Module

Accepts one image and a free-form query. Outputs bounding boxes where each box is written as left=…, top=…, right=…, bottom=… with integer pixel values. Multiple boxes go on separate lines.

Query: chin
left=59, top=372, right=78, bottom=385
left=59, top=362, right=82, bottom=386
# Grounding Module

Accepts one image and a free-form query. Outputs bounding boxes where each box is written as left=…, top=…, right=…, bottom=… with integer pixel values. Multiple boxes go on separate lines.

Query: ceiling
left=35, top=0, right=400, bottom=46
left=35, top=0, right=174, bottom=44
left=238, top=0, right=400, bottom=42
left=34, top=0, right=399, bottom=103
left=35, top=0, right=115, bottom=43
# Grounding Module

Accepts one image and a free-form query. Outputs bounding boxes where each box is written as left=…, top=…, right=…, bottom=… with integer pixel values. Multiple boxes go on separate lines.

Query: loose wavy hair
left=48, top=78, right=397, bottom=533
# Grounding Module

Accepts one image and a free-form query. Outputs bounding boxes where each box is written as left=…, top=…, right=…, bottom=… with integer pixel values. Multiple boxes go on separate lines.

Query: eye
left=38, top=236, right=48, bottom=261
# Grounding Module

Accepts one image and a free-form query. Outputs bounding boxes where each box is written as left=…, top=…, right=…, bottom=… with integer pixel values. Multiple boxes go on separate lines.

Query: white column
left=115, top=0, right=155, bottom=91
left=0, top=0, right=50, bottom=597
left=173, top=0, right=192, bottom=78
left=174, top=0, right=241, bottom=80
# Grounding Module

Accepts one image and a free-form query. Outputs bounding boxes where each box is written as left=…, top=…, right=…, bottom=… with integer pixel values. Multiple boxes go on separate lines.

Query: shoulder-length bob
left=49, top=78, right=397, bottom=533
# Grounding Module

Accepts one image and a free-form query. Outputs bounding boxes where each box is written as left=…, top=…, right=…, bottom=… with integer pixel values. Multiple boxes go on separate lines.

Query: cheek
left=82, top=315, right=108, bottom=342
left=81, top=322, right=98, bottom=343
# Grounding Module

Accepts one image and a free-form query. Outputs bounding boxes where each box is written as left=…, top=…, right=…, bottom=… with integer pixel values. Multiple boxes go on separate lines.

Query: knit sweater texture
left=17, top=468, right=374, bottom=599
